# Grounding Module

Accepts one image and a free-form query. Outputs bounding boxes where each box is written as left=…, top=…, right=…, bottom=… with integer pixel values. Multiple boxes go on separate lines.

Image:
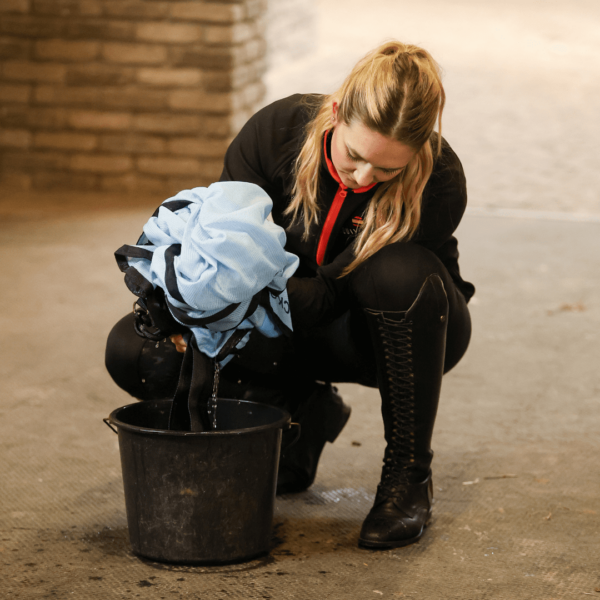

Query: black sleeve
left=286, top=244, right=355, bottom=328
left=219, top=94, right=316, bottom=206
left=416, top=138, right=468, bottom=250
left=414, top=139, right=475, bottom=302
left=219, top=105, right=279, bottom=198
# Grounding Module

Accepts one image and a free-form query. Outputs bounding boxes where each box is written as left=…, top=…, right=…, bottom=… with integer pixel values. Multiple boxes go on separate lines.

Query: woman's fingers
left=170, top=334, right=188, bottom=353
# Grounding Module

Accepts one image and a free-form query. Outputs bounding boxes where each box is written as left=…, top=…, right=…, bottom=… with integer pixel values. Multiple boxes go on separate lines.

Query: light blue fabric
left=124, top=181, right=299, bottom=365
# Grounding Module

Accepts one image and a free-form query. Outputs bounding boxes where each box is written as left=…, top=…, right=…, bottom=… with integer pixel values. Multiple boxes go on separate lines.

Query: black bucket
left=105, top=398, right=293, bottom=565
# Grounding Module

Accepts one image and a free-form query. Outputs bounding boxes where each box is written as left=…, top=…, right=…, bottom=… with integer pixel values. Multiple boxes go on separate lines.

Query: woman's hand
left=170, top=334, right=188, bottom=353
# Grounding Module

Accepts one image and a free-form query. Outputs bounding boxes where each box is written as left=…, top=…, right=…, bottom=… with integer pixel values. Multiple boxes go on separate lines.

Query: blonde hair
left=285, top=41, right=446, bottom=275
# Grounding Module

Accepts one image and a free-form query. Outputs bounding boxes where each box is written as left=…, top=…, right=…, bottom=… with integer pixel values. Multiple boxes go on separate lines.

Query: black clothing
left=106, top=236, right=473, bottom=396
left=106, top=93, right=473, bottom=399
left=291, top=242, right=471, bottom=385
left=220, top=93, right=475, bottom=328
left=105, top=89, right=474, bottom=533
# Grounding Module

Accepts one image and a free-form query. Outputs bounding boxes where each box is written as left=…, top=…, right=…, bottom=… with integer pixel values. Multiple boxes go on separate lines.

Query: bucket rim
left=106, top=398, right=291, bottom=437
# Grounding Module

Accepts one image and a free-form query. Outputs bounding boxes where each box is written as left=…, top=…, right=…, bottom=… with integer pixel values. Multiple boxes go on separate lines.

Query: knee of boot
left=350, top=242, right=447, bottom=312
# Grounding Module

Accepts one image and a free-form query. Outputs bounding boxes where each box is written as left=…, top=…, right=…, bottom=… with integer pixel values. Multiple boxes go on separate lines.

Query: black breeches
left=289, top=242, right=471, bottom=387
left=105, top=242, right=471, bottom=399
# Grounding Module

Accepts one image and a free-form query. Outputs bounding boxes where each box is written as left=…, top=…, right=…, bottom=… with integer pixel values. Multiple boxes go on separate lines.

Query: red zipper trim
left=316, top=186, right=347, bottom=266
left=315, top=131, right=377, bottom=266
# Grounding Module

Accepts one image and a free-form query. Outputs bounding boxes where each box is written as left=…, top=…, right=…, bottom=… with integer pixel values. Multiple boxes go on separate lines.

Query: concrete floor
left=2, top=0, right=600, bottom=597
left=2, top=195, right=599, bottom=599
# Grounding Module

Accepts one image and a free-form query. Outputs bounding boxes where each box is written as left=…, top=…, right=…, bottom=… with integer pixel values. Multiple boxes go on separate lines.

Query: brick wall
left=0, top=0, right=267, bottom=193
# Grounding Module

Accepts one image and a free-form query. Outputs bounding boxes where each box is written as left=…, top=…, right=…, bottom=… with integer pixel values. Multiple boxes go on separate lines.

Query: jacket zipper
left=316, top=185, right=347, bottom=266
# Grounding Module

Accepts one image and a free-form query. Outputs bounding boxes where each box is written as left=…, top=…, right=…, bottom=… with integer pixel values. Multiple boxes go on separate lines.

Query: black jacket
left=220, top=94, right=474, bottom=326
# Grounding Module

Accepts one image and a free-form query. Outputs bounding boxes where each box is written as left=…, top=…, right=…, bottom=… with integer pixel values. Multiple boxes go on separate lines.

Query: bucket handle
left=282, top=422, right=301, bottom=451
left=103, top=418, right=118, bottom=435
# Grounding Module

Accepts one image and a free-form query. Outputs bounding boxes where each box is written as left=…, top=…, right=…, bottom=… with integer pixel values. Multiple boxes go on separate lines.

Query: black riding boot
left=276, top=381, right=351, bottom=495
left=359, top=274, right=448, bottom=549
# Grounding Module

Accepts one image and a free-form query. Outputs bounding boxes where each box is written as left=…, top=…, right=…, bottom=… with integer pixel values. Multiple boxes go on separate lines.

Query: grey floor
left=2, top=0, right=600, bottom=597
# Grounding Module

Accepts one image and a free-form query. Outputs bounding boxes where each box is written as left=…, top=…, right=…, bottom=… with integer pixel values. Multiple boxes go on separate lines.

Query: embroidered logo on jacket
left=342, top=216, right=364, bottom=236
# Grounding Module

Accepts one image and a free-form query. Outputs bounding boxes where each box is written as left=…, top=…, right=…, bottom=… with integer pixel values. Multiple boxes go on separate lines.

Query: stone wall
left=0, top=0, right=267, bottom=193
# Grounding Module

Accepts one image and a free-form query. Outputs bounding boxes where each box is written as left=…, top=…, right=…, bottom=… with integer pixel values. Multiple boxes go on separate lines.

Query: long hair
left=285, top=41, right=446, bottom=275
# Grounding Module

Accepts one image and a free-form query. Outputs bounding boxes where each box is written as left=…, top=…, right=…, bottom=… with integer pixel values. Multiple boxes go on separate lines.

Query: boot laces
left=376, top=314, right=416, bottom=497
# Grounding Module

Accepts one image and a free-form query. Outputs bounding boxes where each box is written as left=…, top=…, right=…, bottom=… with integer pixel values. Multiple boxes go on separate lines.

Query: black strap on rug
left=168, top=329, right=249, bottom=432
left=168, top=339, right=213, bottom=432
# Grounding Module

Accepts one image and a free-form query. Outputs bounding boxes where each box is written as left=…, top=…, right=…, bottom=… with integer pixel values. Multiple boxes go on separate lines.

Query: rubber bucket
left=105, top=398, right=293, bottom=564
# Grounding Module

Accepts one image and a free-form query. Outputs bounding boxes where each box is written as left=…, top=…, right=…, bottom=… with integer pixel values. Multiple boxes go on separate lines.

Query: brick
left=203, top=114, right=232, bottom=137
left=66, top=64, right=134, bottom=86
left=31, top=171, right=99, bottom=189
left=201, top=70, right=232, bottom=92
left=134, top=113, right=202, bottom=134
left=69, top=110, right=131, bottom=130
left=168, top=90, right=231, bottom=113
left=168, top=175, right=213, bottom=191
left=169, top=2, right=244, bottom=23
left=0, top=83, right=31, bottom=103
left=136, top=22, right=202, bottom=45
left=34, top=39, right=100, bottom=62
left=33, top=131, right=97, bottom=151
left=102, top=1, right=170, bottom=19
left=197, top=158, right=223, bottom=179
left=137, top=155, right=201, bottom=176
left=32, top=0, right=102, bottom=16
left=233, top=37, right=266, bottom=63
left=34, top=86, right=168, bottom=110
left=34, top=85, right=99, bottom=106
left=204, top=22, right=255, bottom=45
left=65, top=20, right=134, bottom=41
left=204, top=24, right=233, bottom=46
left=0, top=37, right=31, bottom=59
left=244, top=0, right=266, bottom=19
left=0, top=172, right=32, bottom=189
left=0, top=0, right=30, bottom=13
left=176, top=37, right=265, bottom=71
left=100, top=172, right=168, bottom=194
left=3, top=60, right=66, bottom=83
left=1, top=105, right=68, bottom=129
left=71, top=154, right=132, bottom=172
left=167, top=137, right=228, bottom=158
left=203, top=60, right=265, bottom=92
left=170, top=44, right=234, bottom=69
left=3, top=150, right=69, bottom=171
left=100, top=88, right=169, bottom=111
left=102, top=42, right=167, bottom=65
left=168, top=85, right=263, bottom=113
left=99, top=133, right=166, bottom=154
left=35, top=85, right=165, bottom=111
left=0, top=129, right=31, bottom=149
left=136, top=67, right=202, bottom=87
left=0, top=15, right=65, bottom=38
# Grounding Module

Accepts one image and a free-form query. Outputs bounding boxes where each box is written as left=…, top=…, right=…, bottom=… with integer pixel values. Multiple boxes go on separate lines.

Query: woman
left=106, top=41, right=474, bottom=550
